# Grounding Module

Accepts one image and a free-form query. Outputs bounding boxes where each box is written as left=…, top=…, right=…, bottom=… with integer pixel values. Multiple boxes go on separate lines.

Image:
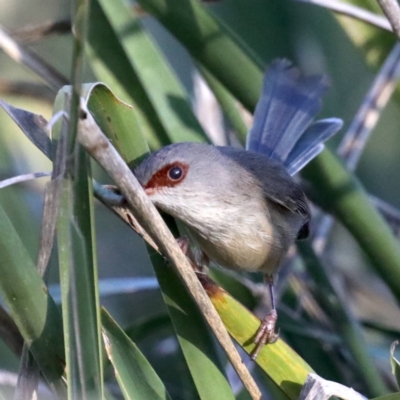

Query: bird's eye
left=168, top=165, right=183, bottom=181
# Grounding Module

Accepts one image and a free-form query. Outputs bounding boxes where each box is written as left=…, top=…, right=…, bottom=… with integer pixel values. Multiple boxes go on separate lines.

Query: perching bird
left=134, top=59, right=343, bottom=358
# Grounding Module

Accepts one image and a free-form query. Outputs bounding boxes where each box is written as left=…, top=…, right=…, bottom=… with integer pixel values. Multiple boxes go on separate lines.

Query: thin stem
left=67, top=1, right=90, bottom=154
left=377, top=0, right=400, bottom=38
left=313, top=42, right=400, bottom=253
left=297, top=0, right=392, bottom=32
left=371, top=195, right=400, bottom=236
left=298, top=241, right=388, bottom=396
left=10, top=19, right=71, bottom=43
left=302, top=150, right=400, bottom=305
left=0, top=172, right=51, bottom=190
left=0, top=25, right=68, bottom=92
left=338, top=42, right=400, bottom=170
left=0, top=80, right=54, bottom=102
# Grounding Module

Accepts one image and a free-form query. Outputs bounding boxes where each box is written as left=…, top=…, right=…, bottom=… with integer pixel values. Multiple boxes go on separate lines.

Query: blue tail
left=246, top=59, right=343, bottom=176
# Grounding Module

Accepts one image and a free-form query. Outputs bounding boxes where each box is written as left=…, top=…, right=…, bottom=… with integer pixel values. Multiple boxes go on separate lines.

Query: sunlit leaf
left=200, top=274, right=312, bottom=400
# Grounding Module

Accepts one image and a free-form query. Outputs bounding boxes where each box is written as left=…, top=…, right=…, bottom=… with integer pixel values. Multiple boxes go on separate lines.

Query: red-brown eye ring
left=145, top=162, right=188, bottom=191
left=168, top=166, right=183, bottom=181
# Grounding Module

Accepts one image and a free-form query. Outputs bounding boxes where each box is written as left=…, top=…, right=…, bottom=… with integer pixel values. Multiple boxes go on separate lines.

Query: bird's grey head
left=134, top=142, right=248, bottom=219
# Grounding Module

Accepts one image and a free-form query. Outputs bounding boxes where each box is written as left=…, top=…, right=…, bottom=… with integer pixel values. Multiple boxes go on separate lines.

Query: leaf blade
left=102, top=308, right=172, bottom=400
left=53, top=88, right=103, bottom=399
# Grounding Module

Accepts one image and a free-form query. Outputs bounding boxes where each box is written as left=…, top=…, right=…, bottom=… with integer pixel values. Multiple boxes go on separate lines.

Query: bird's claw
left=251, top=310, right=279, bottom=360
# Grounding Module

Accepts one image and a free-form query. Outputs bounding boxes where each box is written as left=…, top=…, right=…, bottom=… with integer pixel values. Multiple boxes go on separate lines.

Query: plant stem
left=302, top=150, right=400, bottom=304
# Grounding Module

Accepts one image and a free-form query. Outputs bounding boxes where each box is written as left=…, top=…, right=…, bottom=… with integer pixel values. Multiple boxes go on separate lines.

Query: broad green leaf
left=370, top=394, right=400, bottom=400
left=97, top=0, right=209, bottom=145
left=124, top=314, right=202, bottom=400
left=199, top=274, right=312, bottom=400
left=82, top=82, right=149, bottom=168
left=335, top=1, right=395, bottom=66
left=102, top=308, right=172, bottom=400
left=87, top=0, right=168, bottom=149
left=0, top=203, right=65, bottom=395
left=297, top=241, right=387, bottom=395
left=302, top=151, right=400, bottom=308
left=151, top=251, right=235, bottom=400
left=209, top=269, right=256, bottom=311
left=53, top=87, right=103, bottom=399
left=390, top=341, right=400, bottom=389
left=136, top=0, right=263, bottom=112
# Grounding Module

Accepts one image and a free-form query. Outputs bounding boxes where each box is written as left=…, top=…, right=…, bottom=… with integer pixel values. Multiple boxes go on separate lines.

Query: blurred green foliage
left=0, top=0, right=400, bottom=399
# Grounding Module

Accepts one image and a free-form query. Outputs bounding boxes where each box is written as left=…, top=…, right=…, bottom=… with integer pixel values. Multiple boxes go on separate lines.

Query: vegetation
left=0, top=0, right=399, bottom=399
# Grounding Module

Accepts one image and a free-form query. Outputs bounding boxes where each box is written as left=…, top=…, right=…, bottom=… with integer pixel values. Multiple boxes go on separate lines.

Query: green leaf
left=302, top=150, right=400, bottom=306
left=335, top=1, right=395, bottom=66
left=136, top=0, right=263, bottom=112
left=200, top=274, right=312, bottom=400
left=151, top=251, right=235, bottom=400
left=0, top=99, right=52, bottom=159
left=391, top=341, right=400, bottom=389
left=297, top=241, right=388, bottom=396
left=0, top=203, right=65, bottom=395
left=102, top=308, right=172, bottom=400
left=88, top=0, right=208, bottom=149
left=87, top=0, right=168, bottom=149
left=82, top=82, right=149, bottom=168
left=53, top=87, right=103, bottom=399
left=97, top=0, right=209, bottom=145
left=370, top=394, right=400, bottom=400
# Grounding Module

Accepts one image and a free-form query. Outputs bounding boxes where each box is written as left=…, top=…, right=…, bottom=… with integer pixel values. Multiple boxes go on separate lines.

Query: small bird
left=134, top=59, right=343, bottom=359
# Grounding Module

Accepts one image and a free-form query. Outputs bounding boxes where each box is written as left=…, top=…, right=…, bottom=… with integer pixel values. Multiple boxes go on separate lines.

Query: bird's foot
left=251, top=310, right=279, bottom=360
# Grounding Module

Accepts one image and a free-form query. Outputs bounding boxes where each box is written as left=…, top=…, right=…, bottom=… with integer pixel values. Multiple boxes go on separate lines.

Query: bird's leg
left=251, top=274, right=279, bottom=360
